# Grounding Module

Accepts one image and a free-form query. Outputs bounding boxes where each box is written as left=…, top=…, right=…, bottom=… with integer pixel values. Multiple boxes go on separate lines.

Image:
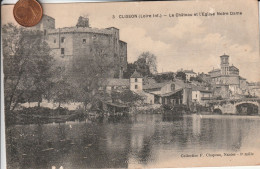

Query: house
left=191, top=85, right=213, bottom=105
left=248, top=82, right=260, bottom=97
left=129, top=71, right=192, bottom=106
left=130, top=70, right=143, bottom=92
left=183, top=70, right=197, bottom=81
left=100, top=71, right=193, bottom=107
left=100, top=78, right=129, bottom=94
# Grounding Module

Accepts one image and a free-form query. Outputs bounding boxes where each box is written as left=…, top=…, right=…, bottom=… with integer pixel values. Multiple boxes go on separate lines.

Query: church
left=208, top=54, right=248, bottom=98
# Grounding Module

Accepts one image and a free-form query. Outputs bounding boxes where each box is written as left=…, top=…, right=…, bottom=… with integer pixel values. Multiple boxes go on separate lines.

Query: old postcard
left=1, top=0, right=260, bottom=168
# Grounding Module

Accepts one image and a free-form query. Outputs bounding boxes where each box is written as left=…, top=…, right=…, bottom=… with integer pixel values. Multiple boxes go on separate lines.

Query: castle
left=35, top=15, right=127, bottom=78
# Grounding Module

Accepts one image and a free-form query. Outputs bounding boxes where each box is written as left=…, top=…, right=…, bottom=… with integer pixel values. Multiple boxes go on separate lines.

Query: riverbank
left=6, top=104, right=259, bottom=126
left=6, top=113, right=260, bottom=169
left=5, top=107, right=85, bottom=126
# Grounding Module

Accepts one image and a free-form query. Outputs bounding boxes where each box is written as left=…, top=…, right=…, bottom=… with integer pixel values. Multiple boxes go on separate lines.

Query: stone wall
left=45, top=25, right=127, bottom=78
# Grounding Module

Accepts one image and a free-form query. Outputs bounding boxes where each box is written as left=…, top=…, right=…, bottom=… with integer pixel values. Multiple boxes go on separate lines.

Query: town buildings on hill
left=32, top=16, right=259, bottom=107
left=36, top=15, right=127, bottom=78
left=101, top=70, right=193, bottom=107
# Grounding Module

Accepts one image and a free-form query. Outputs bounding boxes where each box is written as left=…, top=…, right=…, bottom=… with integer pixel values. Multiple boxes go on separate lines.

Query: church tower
left=220, top=54, right=229, bottom=75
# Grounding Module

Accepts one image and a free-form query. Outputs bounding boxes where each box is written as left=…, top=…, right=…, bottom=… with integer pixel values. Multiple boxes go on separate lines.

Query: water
left=6, top=114, right=260, bottom=169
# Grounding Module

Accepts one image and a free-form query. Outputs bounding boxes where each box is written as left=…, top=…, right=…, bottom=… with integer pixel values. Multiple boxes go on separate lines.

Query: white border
left=1, top=1, right=260, bottom=169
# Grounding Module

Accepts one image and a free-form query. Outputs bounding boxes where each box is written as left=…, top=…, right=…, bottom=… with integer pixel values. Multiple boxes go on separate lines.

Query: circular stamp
left=13, top=0, right=43, bottom=27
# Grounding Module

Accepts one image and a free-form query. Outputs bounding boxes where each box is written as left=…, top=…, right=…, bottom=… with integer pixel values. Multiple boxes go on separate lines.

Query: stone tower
left=220, top=54, right=229, bottom=75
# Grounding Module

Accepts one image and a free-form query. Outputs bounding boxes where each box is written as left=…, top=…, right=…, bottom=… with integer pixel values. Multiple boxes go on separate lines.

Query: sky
left=2, top=0, right=260, bottom=82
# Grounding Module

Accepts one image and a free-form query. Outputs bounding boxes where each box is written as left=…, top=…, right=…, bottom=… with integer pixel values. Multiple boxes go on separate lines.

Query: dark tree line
left=3, top=24, right=116, bottom=112
left=124, top=52, right=157, bottom=78
left=3, top=24, right=159, bottom=113
left=3, top=24, right=53, bottom=111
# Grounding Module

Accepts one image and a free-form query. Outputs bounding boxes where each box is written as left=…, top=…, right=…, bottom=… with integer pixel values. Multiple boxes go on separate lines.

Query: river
left=6, top=114, right=260, bottom=169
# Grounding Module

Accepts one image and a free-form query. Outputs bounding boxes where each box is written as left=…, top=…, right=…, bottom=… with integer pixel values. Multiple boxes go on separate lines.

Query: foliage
left=134, top=58, right=151, bottom=77
left=216, top=96, right=223, bottom=100
left=123, top=63, right=136, bottom=79
left=111, top=90, right=144, bottom=105
left=66, top=40, right=116, bottom=107
left=138, top=52, right=157, bottom=74
left=50, top=80, right=74, bottom=107
left=154, top=72, right=174, bottom=83
left=176, top=71, right=186, bottom=81
left=124, top=51, right=157, bottom=78
left=190, top=76, right=203, bottom=83
left=3, top=23, right=53, bottom=111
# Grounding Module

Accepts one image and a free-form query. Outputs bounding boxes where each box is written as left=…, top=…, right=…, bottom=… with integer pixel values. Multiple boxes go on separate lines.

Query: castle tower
left=130, top=70, right=143, bottom=92
left=220, top=54, right=229, bottom=75
left=76, top=16, right=90, bottom=28
left=34, top=15, right=55, bottom=36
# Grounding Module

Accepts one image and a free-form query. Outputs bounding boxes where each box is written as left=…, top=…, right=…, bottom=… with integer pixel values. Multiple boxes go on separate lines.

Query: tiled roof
left=143, top=82, right=169, bottom=90
left=239, top=76, right=246, bottom=80
left=220, top=54, right=229, bottom=58
left=183, top=70, right=196, bottom=74
left=151, top=88, right=183, bottom=97
left=208, top=69, right=221, bottom=73
left=102, top=78, right=129, bottom=86
left=191, top=84, right=212, bottom=93
left=143, top=79, right=189, bottom=90
left=131, top=70, right=143, bottom=78
left=229, top=65, right=239, bottom=71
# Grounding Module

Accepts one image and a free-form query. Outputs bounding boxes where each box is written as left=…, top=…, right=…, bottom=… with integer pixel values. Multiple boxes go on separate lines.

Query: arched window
left=171, top=84, right=175, bottom=91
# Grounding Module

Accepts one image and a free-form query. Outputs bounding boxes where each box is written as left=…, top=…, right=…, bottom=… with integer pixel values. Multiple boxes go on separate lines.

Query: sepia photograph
left=1, top=0, right=260, bottom=168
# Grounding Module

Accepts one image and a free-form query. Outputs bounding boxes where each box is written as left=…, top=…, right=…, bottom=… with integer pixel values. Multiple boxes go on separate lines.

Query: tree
left=138, top=52, right=157, bottom=74
left=66, top=39, right=116, bottom=108
left=176, top=71, right=186, bottom=81
left=124, top=52, right=158, bottom=78
left=123, top=63, right=136, bottom=79
left=3, top=24, right=53, bottom=111
left=190, top=76, right=203, bottom=83
left=134, top=58, right=151, bottom=77
left=154, top=72, right=175, bottom=83
left=111, top=90, right=144, bottom=105
left=50, top=80, right=74, bottom=108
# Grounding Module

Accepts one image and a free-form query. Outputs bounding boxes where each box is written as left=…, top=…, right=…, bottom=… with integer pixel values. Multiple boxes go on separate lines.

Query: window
left=171, top=84, right=175, bottom=91
left=135, top=85, right=138, bottom=89
left=83, top=39, right=86, bottom=43
left=61, top=48, right=65, bottom=55
left=61, top=37, right=65, bottom=43
left=54, top=39, right=56, bottom=43
left=135, top=78, right=138, bottom=82
left=44, top=30, right=47, bottom=36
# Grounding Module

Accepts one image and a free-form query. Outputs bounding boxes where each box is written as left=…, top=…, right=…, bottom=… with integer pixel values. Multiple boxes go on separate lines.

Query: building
left=100, top=71, right=193, bottom=106
left=183, top=70, right=197, bottom=81
left=191, top=85, right=213, bottom=105
left=130, top=71, right=192, bottom=106
left=130, top=70, right=143, bottom=92
left=101, top=78, right=129, bottom=94
left=248, top=82, right=260, bottom=97
left=36, top=15, right=127, bottom=78
left=208, top=54, right=248, bottom=98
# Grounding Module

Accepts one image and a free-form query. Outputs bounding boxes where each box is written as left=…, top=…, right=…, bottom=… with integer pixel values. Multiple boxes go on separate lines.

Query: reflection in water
left=6, top=114, right=260, bottom=169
